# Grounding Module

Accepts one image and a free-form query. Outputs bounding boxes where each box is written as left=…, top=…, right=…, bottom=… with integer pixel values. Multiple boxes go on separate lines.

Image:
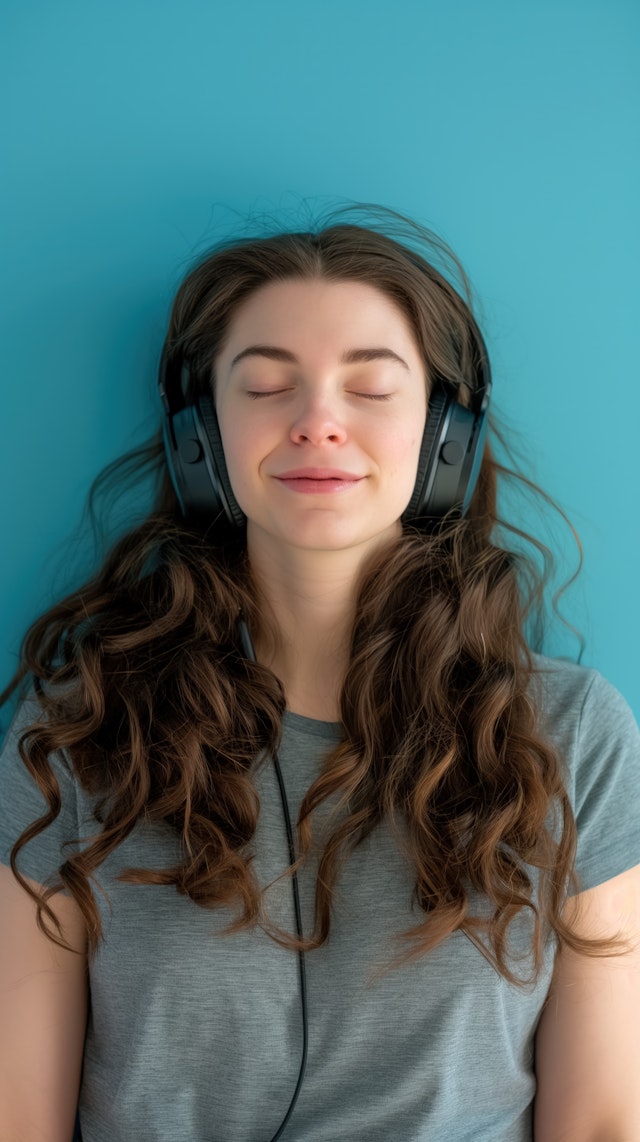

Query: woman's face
left=214, top=278, right=428, bottom=562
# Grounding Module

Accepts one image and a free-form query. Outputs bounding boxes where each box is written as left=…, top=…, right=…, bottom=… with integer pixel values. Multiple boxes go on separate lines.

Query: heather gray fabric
left=1, top=656, right=639, bottom=1142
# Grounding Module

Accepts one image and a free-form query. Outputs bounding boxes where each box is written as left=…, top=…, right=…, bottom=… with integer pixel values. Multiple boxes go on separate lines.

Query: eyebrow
left=229, top=344, right=410, bottom=372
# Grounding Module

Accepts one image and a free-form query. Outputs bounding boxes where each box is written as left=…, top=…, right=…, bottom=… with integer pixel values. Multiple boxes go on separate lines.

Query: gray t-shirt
left=1, top=655, right=639, bottom=1142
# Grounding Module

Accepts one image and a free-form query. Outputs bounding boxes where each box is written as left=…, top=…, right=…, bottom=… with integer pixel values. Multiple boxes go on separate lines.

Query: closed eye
left=246, top=389, right=290, bottom=399
left=354, top=393, right=393, bottom=401
left=246, top=389, right=393, bottom=401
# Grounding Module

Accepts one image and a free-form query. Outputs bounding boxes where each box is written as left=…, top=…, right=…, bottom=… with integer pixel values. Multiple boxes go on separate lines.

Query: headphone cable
left=238, top=620, right=309, bottom=1141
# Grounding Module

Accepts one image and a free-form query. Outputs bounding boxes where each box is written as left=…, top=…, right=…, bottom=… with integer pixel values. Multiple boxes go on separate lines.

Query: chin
left=283, top=522, right=401, bottom=555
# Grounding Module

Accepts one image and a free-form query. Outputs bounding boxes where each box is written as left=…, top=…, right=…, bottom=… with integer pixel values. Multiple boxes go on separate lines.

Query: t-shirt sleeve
left=0, top=695, right=82, bottom=886
left=569, top=670, right=640, bottom=891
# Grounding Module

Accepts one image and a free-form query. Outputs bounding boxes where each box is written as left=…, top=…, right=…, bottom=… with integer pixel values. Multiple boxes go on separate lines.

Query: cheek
left=407, top=401, right=428, bottom=456
left=217, top=418, right=238, bottom=473
left=217, top=410, right=246, bottom=487
left=386, top=416, right=425, bottom=471
left=385, top=423, right=426, bottom=501
left=218, top=415, right=270, bottom=493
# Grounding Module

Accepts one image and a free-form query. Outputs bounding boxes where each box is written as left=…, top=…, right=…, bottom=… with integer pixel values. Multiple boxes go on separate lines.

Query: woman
left=1, top=208, right=639, bottom=1142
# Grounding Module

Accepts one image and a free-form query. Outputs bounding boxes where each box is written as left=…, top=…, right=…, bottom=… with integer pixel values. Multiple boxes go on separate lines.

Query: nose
left=289, top=391, right=348, bottom=447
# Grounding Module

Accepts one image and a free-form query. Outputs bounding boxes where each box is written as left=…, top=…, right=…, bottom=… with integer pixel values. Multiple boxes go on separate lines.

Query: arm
left=534, top=863, right=640, bottom=1142
left=0, top=865, right=88, bottom=1142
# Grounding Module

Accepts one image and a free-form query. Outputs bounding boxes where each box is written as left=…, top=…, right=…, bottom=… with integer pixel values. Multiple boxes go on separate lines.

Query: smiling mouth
left=274, top=474, right=364, bottom=494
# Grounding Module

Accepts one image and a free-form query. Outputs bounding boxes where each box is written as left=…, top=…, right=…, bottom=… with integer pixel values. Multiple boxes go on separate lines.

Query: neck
left=246, top=525, right=395, bottom=720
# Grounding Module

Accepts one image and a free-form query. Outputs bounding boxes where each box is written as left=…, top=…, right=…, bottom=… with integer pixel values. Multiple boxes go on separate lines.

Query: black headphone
left=158, top=293, right=492, bottom=529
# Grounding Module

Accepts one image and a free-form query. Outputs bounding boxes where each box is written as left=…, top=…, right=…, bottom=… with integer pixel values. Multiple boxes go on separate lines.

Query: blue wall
left=2, top=0, right=638, bottom=715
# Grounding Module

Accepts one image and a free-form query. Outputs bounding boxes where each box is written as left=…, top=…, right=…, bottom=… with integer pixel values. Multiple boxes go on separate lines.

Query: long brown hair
left=2, top=206, right=613, bottom=984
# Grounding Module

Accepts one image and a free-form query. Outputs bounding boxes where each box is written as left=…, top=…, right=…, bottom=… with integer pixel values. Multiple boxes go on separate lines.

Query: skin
left=534, top=863, right=640, bottom=1140
left=214, top=276, right=428, bottom=720
left=0, top=867, right=87, bottom=1141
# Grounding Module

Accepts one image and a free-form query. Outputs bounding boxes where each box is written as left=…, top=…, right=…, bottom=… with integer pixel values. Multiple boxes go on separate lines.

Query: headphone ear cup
left=195, top=394, right=245, bottom=528
left=403, top=389, right=450, bottom=523
left=162, top=397, right=245, bottom=528
left=403, top=390, right=487, bottom=525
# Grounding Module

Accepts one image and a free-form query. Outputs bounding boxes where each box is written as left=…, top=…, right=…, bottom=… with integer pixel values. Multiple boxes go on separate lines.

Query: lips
left=273, top=468, right=365, bottom=494
left=275, top=468, right=363, bottom=480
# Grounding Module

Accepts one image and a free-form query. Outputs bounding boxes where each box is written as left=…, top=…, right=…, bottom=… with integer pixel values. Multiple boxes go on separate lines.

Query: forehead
left=217, top=278, right=421, bottom=359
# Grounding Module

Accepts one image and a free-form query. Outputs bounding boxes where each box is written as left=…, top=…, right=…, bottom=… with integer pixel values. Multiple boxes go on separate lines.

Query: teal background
left=2, top=0, right=639, bottom=716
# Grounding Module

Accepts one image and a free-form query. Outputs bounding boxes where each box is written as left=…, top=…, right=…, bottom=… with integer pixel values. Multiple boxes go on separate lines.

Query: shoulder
left=530, top=655, right=640, bottom=891
left=530, top=652, right=635, bottom=723
left=0, top=687, right=77, bottom=788
left=0, top=687, right=86, bottom=882
left=530, top=653, right=638, bottom=757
